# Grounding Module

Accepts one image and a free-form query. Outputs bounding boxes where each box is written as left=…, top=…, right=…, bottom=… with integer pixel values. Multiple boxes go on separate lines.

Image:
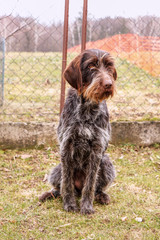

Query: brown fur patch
left=63, top=49, right=117, bottom=102
left=83, top=73, right=115, bottom=103
left=95, top=192, right=110, bottom=205
left=63, top=54, right=82, bottom=90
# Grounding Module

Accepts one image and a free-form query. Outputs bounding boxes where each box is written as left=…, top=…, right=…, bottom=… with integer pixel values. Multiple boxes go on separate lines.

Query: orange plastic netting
left=68, top=34, right=160, bottom=76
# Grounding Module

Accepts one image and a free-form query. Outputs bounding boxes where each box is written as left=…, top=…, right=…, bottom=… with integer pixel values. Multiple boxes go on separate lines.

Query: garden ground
left=0, top=144, right=160, bottom=240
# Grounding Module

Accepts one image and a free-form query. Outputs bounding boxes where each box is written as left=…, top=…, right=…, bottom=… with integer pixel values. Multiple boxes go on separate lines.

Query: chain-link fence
left=68, top=15, right=160, bottom=121
left=0, top=10, right=64, bottom=122
left=0, top=37, right=5, bottom=106
left=0, top=2, right=160, bottom=122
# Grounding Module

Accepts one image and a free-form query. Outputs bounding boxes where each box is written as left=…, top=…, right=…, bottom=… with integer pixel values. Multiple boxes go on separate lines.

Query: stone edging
left=0, top=121, right=159, bottom=149
left=111, top=121, right=160, bottom=146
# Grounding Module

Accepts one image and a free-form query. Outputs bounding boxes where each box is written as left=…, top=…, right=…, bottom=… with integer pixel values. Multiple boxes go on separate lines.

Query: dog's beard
left=82, top=76, right=114, bottom=103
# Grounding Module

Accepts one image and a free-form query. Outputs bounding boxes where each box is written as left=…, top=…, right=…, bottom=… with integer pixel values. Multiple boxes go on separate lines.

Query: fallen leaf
left=55, top=223, right=72, bottom=229
left=121, top=216, right=127, bottom=221
left=135, top=217, right=143, bottom=222
left=43, top=174, right=48, bottom=182
left=21, top=154, right=32, bottom=159
left=1, top=168, right=11, bottom=172
left=150, top=156, right=154, bottom=162
left=154, top=162, right=160, bottom=170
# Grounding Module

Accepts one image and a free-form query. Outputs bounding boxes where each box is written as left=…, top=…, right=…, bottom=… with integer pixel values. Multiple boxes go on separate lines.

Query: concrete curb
left=0, top=121, right=159, bottom=149
left=0, top=122, right=57, bottom=149
left=111, top=121, right=160, bottom=146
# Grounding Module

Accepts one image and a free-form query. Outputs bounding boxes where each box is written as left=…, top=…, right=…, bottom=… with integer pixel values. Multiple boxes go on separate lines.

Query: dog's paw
left=95, top=192, right=110, bottom=205
left=80, top=202, right=94, bottom=215
left=80, top=206, right=94, bottom=215
left=64, top=204, right=78, bottom=213
left=39, top=191, right=52, bottom=202
left=39, top=190, right=60, bottom=202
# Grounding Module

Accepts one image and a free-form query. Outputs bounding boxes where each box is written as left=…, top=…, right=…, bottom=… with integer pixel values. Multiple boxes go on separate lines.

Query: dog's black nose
left=103, top=79, right=112, bottom=89
left=105, top=83, right=112, bottom=89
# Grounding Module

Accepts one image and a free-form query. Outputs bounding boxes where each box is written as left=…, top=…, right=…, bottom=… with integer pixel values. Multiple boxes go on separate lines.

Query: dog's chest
left=74, top=121, right=94, bottom=140
left=60, top=109, right=110, bottom=154
left=66, top=118, right=109, bottom=166
left=58, top=93, right=110, bottom=163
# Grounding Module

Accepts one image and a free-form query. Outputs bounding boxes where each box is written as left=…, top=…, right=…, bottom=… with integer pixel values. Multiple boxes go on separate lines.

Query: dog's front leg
left=61, top=153, right=78, bottom=213
left=80, top=155, right=100, bottom=215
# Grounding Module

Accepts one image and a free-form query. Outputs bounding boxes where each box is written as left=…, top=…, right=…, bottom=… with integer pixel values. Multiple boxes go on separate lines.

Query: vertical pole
left=2, top=38, right=5, bottom=106
left=60, top=0, right=69, bottom=114
left=81, top=0, right=88, bottom=52
left=0, top=38, right=5, bottom=106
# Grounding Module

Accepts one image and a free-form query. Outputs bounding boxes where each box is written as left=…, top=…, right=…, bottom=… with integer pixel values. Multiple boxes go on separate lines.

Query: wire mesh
left=68, top=15, right=160, bottom=121
left=0, top=12, right=63, bottom=122
left=0, top=37, right=5, bottom=106
left=0, top=2, right=160, bottom=122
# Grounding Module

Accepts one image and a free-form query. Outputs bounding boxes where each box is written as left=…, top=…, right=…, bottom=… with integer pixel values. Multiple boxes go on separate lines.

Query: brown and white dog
left=64, top=49, right=116, bottom=101
left=39, top=49, right=117, bottom=214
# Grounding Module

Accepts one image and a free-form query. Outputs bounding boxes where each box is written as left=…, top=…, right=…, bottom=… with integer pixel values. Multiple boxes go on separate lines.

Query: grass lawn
left=0, top=144, right=160, bottom=239
left=0, top=52, right=160, bottom=122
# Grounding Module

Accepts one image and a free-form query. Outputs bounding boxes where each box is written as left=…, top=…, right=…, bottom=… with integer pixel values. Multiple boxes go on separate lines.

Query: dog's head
left=64, top=49, right=117, bottom=103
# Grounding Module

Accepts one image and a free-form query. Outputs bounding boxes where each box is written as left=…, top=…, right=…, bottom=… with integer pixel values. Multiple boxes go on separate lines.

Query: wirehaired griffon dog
left=39, top=49, right=117, bottom=214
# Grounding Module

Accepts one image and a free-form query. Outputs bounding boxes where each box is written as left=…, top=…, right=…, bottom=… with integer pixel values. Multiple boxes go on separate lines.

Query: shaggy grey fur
left=39, top=49, right=116, bottom=214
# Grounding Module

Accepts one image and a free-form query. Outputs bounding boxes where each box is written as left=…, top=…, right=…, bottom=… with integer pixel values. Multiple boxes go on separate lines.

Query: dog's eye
left=107, top=67, right=114, bottom=75
left=88, top=61, right=99, bottom=70
left=88, top=64, right=96, bottom=70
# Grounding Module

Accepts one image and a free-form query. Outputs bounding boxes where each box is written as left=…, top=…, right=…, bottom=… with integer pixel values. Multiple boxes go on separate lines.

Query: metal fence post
left=81, top=0, right=88, bottom=52
left=0, top=38, right=5, bottom=106
left=60, top=0, right=69, bottom=114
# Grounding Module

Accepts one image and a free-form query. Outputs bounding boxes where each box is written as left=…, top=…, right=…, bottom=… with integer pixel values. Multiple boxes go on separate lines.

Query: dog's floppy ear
left=63, top=55, right=82, bottom=90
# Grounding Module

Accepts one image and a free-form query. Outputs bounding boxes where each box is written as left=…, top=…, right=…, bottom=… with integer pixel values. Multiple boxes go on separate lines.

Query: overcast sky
left=0, top=0, right=160, bottom=24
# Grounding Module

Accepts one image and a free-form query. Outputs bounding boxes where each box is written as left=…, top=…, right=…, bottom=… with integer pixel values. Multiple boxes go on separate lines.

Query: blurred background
left=0, top=0, right=160, bottom=122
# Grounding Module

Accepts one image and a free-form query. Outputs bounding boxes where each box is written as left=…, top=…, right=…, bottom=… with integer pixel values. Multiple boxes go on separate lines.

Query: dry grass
left=119, top=51, right=160, bottom=77
left=0, top=144, right=160, bottom=239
